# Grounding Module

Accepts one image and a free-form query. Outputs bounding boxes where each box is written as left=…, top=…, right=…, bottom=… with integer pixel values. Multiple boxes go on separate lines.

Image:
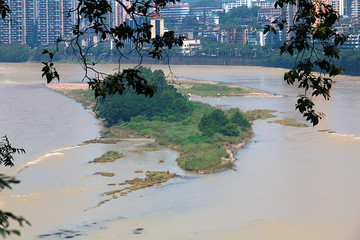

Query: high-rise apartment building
left=222, top=0, right=252, bottom=12
left=160, top=3, right=190, bottom=24
left=348, top=0, right=360, bottom=17
left=330, top=0, right=345, bottom=15
left=150, top=19, right=164, bottom=38
left=111, top=0, right=131, bottom=24
left=223, top=28, right=248, bottom=44
left=280, top=3, right=296, bottom=41
left=252, top=0, right=276, bottom=8
left=0, top=0, right=74, bottom=45
left=257, top=6, right=281, bottom=23
left=25, top=0, right=36, bottom=45
left=62, top=0, right=74, bottom=38
left=0, top=0, right=28, bottom=44
left=36, top=0, right=73, bottom=45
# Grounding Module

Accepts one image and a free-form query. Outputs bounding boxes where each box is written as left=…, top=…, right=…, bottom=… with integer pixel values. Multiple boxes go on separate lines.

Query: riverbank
left=167, top=78, right=280, bottom=98
left=46, top=79, right=274, bottom=173
left=46, top=77, right=279, bottom=98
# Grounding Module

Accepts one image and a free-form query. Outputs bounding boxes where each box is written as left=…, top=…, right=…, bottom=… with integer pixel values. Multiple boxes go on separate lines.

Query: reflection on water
left=1, top=63, right=360, bottom=239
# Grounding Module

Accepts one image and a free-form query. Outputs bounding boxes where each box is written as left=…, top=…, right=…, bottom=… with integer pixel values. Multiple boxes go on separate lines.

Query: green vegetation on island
left=65, top=89, right=95, bottom=108
left=101, top=101, right=253, bottom=173
left=269, top=119, right=309, bottom=127
left=105, top=171, right=177, bottom=197
left=83, top=139, right=123, bottom=144
left=169, top=79, right=263, bottom=97
left=63, top=67, right=275, bottom=173
left=94, top=172, right=115, bottom=177
left=133, top=228, right=144, bottom=235
left=89, top=151, right=124, bottom=163
left=245, top=109, right=277, bottom=121
left=138, top=144, right=160, bottom=151
left=96, top=68, right=192, bottom=125
left=97, top=171, right=177, bottom=206
left=38, top=230, right=82, bottom=239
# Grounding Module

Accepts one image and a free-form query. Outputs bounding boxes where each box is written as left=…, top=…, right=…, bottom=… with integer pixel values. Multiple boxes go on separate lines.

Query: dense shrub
left=199, top=108, right=251, bottom=136
left=220, top=123, right=240, bottom=136
left=198, top=109, right=229, bottom=136
left=230, top=109, right=251, bottom=128
left=96, top=67, right=193, bottom=125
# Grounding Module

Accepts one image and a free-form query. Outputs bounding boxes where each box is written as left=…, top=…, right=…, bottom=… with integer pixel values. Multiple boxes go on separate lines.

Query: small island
left=89, top=151, right=124, bottom=163
left=268, top=119, right=309, bottom=127
left=47, top=67, right=275, bottom=173
left=168, top=78, right=276, bottom=98
left=97, top=171, right=178, bottom=207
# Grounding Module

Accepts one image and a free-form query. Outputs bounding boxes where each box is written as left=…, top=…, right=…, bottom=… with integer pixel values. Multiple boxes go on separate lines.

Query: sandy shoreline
left=221, top=135, right=253, bottom=165
left=45, top=82, right=89, bottom=92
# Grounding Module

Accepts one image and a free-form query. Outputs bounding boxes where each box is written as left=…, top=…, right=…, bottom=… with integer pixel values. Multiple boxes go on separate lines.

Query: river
left=1, top=63, right=360, bottom=239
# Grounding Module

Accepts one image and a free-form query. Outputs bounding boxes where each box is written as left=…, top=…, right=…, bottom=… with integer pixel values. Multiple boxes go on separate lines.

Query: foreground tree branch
left=42, top=0, right=185, bottom=99
left=0, top=6, right=31, bottom=237
left=265, top=0, right=347, bottom=125
left=40, top=0, right=349, bottom=126
left=0, top=136, right=29, bottom=238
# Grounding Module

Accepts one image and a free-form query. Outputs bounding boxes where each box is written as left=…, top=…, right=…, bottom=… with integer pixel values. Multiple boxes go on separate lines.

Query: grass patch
left=97, top=171, right=177, bottom=207
left=128, top=150, right=142, bottom=153
left=138, top=143, right=159, bottom=151
left=101, top=126, right=138, bottom=139
left=104, top=171, right=177, bottom=196
left=94, top=172, right=115, bottom=177
left=269, top=119, right=309, bottom=127
left=318, top=129, right=335, bottom=133
left=133, top=228, right=144, bottom=235
left=38, top=230, right=82, bottom=239
left=65, top=89, right=95, bottom=108
left=170, top=81, right=258, bottom=97
left=84, top=139, right=123, bottom=144
left=89, top=151, right=124, bottom=163
left=245, top=109, right=277, bottom=121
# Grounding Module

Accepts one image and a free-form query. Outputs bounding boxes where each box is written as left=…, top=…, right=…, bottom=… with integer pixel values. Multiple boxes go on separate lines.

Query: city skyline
left=0, top=0, right=359, bottom=48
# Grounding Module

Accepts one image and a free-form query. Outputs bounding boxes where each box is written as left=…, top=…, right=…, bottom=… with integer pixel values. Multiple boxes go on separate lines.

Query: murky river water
left=1, top=63, right=360, bottom=239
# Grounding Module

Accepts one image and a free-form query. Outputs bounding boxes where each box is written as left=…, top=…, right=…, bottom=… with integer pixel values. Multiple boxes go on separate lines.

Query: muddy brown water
left=1, top=63, right=360, bottom=239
